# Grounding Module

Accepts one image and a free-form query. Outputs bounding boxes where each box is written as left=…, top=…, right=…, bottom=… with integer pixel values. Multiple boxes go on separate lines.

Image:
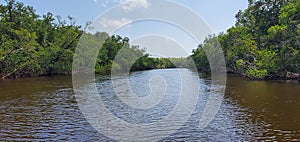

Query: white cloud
left=95, top=0, right=150, bottom=10
left=112, top=0, right=131, bottom=3
left=121, top=0, right=151, bottom=11
left=100, top=18, right=132, bottom=29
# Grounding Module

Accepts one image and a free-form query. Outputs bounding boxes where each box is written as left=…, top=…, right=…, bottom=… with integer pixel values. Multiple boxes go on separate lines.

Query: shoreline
left=227, top=71, right=300, bottom=82
left=1, top=68, right=300, bottom=82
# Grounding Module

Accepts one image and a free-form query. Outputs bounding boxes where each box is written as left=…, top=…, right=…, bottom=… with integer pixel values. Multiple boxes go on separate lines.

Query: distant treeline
left=191, top=0, right=300, bottom=80
left=75, top=32, right=192, bottom=75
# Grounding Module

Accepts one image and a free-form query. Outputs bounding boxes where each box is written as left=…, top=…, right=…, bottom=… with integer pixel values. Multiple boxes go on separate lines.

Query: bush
left=246, top=68, right=268, bottom=79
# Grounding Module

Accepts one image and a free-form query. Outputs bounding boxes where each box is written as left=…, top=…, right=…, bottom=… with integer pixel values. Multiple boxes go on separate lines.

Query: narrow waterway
left=0, top=69, right=299, bottom=141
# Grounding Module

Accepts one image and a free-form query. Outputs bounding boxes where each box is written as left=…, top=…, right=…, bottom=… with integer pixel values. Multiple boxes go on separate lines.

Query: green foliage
left=0, top=0, right=192, bottom=79
left=191, top=0, right=300, bottom=79
left=246, top=68, right=268, bottom=79
left=0, top=0, right=81, bottom=79
left=190, top=46, right=209, bottom=72
left=256, top=49, right=276, bottom=72
left=4, top=0, right=300, bottom=80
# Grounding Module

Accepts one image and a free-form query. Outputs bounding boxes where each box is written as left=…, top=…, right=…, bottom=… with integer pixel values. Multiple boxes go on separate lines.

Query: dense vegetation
left=191, top=0, right=300, bottom=79
left=0, top=0, right=190, bottom=79
left=0, top=0, right=82, bottom=79
left=2, top=0, right=300, bottom=80
left=75, top=32, right=191, bottom=75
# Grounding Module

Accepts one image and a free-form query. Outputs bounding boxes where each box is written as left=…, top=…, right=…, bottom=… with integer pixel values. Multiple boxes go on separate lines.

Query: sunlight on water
left=0, top=69, right=300, bottom=141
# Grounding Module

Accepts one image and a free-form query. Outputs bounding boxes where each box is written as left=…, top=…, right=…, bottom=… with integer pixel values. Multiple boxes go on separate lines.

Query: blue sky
left=0, top=0, right=248, bottom=57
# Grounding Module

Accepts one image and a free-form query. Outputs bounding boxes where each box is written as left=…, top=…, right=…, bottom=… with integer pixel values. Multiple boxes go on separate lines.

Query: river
left=0, top=69, right=299, bottom=141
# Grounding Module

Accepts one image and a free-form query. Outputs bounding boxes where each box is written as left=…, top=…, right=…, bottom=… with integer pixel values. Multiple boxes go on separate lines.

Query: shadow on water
left=224, top=74, right=300, bottom=140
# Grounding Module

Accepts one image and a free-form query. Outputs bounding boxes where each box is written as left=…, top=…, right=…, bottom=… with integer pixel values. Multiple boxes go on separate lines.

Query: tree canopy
left=0, top=0, right=82, bottom=79
left=2, top=0, right=299, bottom=80
left=0, top=0, right=189, bottom=79
left=191, top=0, right=300, bottom=79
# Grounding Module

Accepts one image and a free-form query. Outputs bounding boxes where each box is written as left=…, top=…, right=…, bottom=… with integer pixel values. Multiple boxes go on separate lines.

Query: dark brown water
left=0, top=69, right=299, bottom=141
left=224, top=74, right=300, bottom=141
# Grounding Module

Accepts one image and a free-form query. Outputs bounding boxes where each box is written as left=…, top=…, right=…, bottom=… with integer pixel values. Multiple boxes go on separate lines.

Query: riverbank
left=2, top=67, right=300, bottom=82
left=227, top=71, right=300, bottom=81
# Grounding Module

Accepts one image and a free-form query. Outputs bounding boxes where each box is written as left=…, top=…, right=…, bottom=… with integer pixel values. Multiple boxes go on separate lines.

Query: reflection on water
left=0, top=70, right=299, bottom=141
left=224, top=74, right=300, bottom=141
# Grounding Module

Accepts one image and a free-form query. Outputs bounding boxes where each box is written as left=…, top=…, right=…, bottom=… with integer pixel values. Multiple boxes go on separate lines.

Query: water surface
left=0, top=69, right=299, bottom=141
